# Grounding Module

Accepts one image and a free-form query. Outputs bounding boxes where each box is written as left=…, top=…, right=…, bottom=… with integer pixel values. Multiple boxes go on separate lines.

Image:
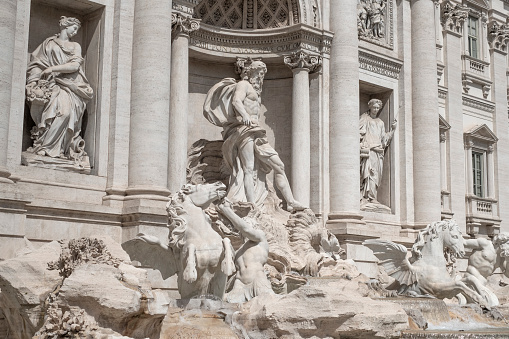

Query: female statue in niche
left=25, top=16, right=93, bottom=169
left=359, top=98, right=396, bottom=211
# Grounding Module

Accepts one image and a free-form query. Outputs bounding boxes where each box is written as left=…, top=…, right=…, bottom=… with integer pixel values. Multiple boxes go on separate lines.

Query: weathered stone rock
left=0, top=241, right=62, bottom=338
left=234, top=277, right=409, bottom=339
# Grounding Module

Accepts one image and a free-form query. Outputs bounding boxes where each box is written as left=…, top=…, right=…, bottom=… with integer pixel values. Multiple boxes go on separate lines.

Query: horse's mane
left=493, top=233, right=509, bottom=248
left=411, top=219, right=459, bottom=262
left=166, top=184, right=196, bottom=250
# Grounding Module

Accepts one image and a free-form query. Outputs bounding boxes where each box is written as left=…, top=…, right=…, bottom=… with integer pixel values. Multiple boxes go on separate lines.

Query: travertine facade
left=0, top=0, right=509, bottom=279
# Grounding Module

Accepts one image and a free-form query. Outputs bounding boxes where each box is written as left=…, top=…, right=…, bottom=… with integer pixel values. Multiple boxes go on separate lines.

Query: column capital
left=283, top=51, right=322, bottom=73
left=488, top=21, right=509, bottom=54
left=171, top=13, right=200, bottom=38
left=441, top=1, right=469, bottom=35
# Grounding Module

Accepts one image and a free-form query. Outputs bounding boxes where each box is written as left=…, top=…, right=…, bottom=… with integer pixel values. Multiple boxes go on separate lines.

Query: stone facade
left=0, top=0, right=508, bottom=279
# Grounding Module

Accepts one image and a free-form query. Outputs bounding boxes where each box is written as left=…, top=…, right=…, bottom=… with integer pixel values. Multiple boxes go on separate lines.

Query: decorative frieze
left=284, top=51, right=322, bottom=73
left=441, top=1, right=469, bottom=34
left=358, top=50, right=402, bottom=79
left=357, top=0, right=394, bottom=49
left=189, top=24, right=333, bottom=56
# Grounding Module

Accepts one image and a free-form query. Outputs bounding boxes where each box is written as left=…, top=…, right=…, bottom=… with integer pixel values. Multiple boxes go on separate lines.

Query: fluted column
left=411, top=0, right=441, bottom=224
left=284, top=51, right=321, bottom=206
left=0, top=0, right=17, bottom=183
left=327, top=0, right=363, bottom=227
left=441, top=1, right=469, bottom=229
left=126, top=0, right=173, bottom=199
left=168, top=13, right=199, bottom=193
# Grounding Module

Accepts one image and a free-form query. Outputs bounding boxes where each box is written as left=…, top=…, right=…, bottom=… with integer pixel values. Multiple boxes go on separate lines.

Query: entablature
left=188, top=23, right=332, bottom=61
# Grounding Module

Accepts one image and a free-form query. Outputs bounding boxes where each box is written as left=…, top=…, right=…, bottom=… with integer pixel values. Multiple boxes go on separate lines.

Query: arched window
left=194, top=0, right=299, bottom=29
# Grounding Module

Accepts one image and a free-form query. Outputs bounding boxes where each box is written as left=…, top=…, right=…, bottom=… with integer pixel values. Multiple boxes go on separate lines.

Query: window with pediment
left=194, top=0, right=299, bottom=29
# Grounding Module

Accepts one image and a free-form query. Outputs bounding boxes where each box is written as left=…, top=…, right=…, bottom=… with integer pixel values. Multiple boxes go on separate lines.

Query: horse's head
left=179, top=182, right=227, bottom=208
left=494, top=233, right=509, bottom=258
left=412, top=219, right=464, bottom=260
left=440, top=220, right=465, bottom=258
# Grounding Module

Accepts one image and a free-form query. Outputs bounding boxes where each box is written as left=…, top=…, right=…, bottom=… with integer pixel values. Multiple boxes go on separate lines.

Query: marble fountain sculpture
left=1, top=56, right=509, bottom=338
left=22, top=16, right=93, bottom=173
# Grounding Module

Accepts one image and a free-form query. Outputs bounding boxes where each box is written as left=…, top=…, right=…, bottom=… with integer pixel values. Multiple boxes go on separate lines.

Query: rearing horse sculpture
left=364, top=220, right=485, bottom=305
left=122, top=182, right=236, bottom=299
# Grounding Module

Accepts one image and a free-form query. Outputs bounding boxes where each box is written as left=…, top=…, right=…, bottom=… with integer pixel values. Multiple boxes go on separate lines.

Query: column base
left=125, top=185, right=171, bottom=201
left=121, top=197, right=169, bottom=244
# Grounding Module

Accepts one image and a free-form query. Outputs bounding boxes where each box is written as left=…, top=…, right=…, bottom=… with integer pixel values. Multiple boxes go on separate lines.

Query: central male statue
left=203, top=59, right=305, bottom=211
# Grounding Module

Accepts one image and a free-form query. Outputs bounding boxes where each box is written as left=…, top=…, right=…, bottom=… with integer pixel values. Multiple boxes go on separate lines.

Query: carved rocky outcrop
left=0, top=236, right=168, bottom=338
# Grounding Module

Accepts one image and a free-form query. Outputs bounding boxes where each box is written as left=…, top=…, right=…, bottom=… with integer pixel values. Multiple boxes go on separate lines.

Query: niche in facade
left=22, top=0, right=104, bottom=174
left=359, top=82, right=395, bottom=214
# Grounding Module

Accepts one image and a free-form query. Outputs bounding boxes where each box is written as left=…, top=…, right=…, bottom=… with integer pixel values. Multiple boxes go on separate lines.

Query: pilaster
left=0, top=0, right=18, bottom=184
left=441, top=0, right=469, bottom=231
left=488, top=21, right=509, bottom=232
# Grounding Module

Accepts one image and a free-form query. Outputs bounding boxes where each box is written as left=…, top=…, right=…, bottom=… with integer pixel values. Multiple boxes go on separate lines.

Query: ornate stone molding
left=172, top=1, right=195, bottom=15
left=441, top=1, right=469, bottom=34
left=488, top=21, right=509, bottom=53
left=358, top=0, right=394, bottom=49
left=438, top=87, right=448, bottom=100
left=358, top=50, right=402, bottom=79
left=189, top=23, right=332, bottom=59
left=284, top=51, right=322, bottom=73
left=462, top=95, right=495, bottom=113
left=172, top=13, right=200, bottom=37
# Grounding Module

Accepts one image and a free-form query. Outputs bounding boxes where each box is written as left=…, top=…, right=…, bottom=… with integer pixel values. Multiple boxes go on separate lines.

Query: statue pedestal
left=21, top=151, right=91, bottom=174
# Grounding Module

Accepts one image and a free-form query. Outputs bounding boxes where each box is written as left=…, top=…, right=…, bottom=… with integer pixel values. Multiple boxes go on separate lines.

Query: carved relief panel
left=357, top=0, right=394, bottom=49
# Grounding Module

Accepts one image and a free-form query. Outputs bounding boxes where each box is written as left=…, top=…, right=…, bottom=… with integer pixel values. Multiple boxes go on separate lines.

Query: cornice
left=358, top=49, right=402, bottom=79
left=462, top=94, right=495, bottom=113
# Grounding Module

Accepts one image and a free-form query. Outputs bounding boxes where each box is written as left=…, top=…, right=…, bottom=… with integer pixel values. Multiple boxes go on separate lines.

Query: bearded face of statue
left=249, top=68, right=266, bottom=95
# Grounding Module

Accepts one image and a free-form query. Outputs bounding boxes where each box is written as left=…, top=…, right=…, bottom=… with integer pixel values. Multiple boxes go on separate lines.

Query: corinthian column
left=284, top=51, right=322, bottom=206
left=327, top=0, right=363, bottom=227
left=0, top=0, right=17, bottom=184
left=411, top=0, right=441, bottom=225
left=168, top=13, right=200, bottom=193
left=126, top=0, right=173, bottom=199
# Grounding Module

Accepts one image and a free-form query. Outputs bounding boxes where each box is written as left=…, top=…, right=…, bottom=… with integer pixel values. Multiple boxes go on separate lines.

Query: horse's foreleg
left=183, top=244, right=198, bottom=283
left=453, top=280, right=488, bottom=308
left=221, top=238, right=236, bottom=276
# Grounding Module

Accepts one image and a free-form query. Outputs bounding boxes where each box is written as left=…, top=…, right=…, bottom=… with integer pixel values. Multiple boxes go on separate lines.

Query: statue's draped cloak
left=27, top=35, right=93, bottom=157
left=359, top=112, right=393, bottom=200
left=203, top=78, right=277, bottom=205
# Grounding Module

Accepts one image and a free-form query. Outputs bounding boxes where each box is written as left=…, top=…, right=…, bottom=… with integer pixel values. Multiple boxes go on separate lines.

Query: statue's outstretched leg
left=265, top=155, right=306, bottom=212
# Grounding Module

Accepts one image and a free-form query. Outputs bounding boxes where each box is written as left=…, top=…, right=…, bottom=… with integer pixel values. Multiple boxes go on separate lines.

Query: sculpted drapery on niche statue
left=203, top=58, right=305, bottom=212
left=359, top=98, right=396, bottom=211
left=24, top=16, right=93, bottom=171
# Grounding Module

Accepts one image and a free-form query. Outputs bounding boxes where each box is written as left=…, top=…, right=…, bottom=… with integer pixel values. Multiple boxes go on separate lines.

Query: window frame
left=467, top=15, right=480, bottom=59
